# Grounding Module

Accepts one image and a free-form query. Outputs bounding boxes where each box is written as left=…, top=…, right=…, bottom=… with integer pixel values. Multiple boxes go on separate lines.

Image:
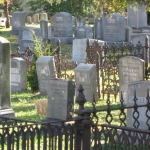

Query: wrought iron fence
left=1, top=85, right=150, bottom=149
left=86, top=36, right=150, bottom=101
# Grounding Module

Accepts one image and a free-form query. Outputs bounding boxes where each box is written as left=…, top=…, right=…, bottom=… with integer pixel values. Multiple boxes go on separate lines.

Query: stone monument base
left=49, top=37, right=75, bottom=44
left=0, top=108, right=15, bottom=117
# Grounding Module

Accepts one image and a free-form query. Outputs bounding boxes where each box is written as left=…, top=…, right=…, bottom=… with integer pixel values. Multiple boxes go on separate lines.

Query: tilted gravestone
left=102, top=14, right=126, bottom=42
left=11, top=58, right=27, bottom=93
left=0, top=36, right=14, bottom=117
left=36, top=56, right=56, bottom=95
left=74, top=63, right=98, bottom=102
left=47, top=79, right=75, bottom=120
left=119, top=56, right=145, bottom=104
left=72, top=38, right=104, bottom=64
left=11, top=11, right=26, bottom=35
left=127, top=4, right=147, bottom=28
left=40, top=20, right=48, bottom=41
left=127, top=81, right=150, bottom=129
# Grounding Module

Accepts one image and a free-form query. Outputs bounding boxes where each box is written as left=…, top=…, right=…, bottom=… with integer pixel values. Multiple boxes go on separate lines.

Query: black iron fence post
left=74, top=84, right=93, bottom=150
left=82, top=109, right=92, bottom=150
left=74, top=84, right=86, bottom=150
left=145, top=35, right=149, bottom=80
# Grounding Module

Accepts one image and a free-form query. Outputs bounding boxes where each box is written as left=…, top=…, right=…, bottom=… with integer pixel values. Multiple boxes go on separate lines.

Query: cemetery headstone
left=0, top=37, right=14, bottom=117
left=102, top=14, right=126, bottom=42
left=49, top=12, right=74, bottom=44
left=11, top=58, right=27, bottom=92
left=47, top=78, right=75, bottom=120
left=36, top=56, right=56, bottom=95
left=94, top=18, right=102, bottom=39
left=72, top=38, right=105, bottom=64
left=11, top=11, right=26, bottom=35
left=127, top=80, right=150, bottom=129
left=39, top=13, right=48, bottom=21
left=26, top=16, right=32, bottom=24
left=32, top=13, right=40, bottom=24
left=74, top=63, right=98, bottom=102
left=19, top=39, right=34, bottom=53
left=40, top=20, right=48, bottom=41
left=119, top=56, right=145, bottom=104
left=0, top=17, right=6, bottom=27
left=127, top=3, right=147, bottom=28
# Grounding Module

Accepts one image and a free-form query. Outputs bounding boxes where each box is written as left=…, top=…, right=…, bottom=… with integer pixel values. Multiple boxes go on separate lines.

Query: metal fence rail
left=0, top=116, right=75, bottom=150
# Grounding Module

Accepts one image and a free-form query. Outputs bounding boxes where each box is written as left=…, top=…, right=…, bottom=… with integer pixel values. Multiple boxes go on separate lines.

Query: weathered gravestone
left=11, top=11, right=26, bottom=35
left=0, top=37, right=14, bottom=117
left=47, top=79, right=75, bottom=120
left=127, top=81, right=150, bottom=129
left=11, top=58, right=27, bottom=93
left=72, top=38, right=104, bottom=64
left=36, top=56, right=56, bottom=95
left=32, top=13, right=40, bottom=24
left=74, top=63, right=98, bottom=102
left=127, top=3, right=147, bottom=28
left=40, top=20, right=48, bottom=41
left=26, top=16, right=32, bottom=24
left=19, top=40, right=34, bottom=53
left=101, top=14, right=126, bottom=42
left=49, top=12, right=74, bottom=44
left=39, top=13, right=48, bottom=21
left=119, top=56, right=145, bottom=104
left=131, top=33, right=150, bottom=46
left=94, top=18, right=102, bottom=39
left=76, top=26, right=93, bottom=39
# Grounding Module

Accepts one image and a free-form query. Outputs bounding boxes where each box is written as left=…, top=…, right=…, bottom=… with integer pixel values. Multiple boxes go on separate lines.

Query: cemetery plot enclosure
left=1, top=85, right=150, bottom=149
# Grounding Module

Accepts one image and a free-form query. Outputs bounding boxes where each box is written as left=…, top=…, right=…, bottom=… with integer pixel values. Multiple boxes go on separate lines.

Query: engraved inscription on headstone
left=119, top=56, right=145, bottom=104
left=47, top=79, right=75, bottom=120
left=127, top=81, right=150, bottom=129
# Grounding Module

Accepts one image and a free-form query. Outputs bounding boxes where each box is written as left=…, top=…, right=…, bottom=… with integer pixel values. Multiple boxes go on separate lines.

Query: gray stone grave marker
left=72, top=38, right=104, bottom=64
left=102, top=14, right=126, bottom=42
left=127, top=4, right=147, bottom=28
left=32, top=13, right=40, bottom=24
left=127, top=81, right=150, bottom=129
left=11, top=58, right=27, bottom=92
left=39, top=13, right=48, bottom=21
left=53, top=12, right=72, bottom=37
left=40, top=20, right=48, bottom=41
left=74, top=63, right=98, bottom=102
left=36, top=56, right=56, bottom=95
left=47, top=78, right=75, bottom=120
left=19, top=39, right=34, bottom=53
left=0, top=36, right=14, bottom=117
left=11, top=11, right=26, bottom=35
left=119, top=56, right=145, bottom=104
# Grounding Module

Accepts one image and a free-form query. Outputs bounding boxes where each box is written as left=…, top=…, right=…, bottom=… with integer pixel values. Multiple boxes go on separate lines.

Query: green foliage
left=27, top=37, right=53, bottom=93
left=27, top=0, right=150, bottom=18
left=8, top=0, right=23, bottom=14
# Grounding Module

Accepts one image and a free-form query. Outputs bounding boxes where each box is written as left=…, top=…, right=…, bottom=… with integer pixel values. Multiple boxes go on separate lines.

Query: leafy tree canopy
left=26, top=0, right=150, bottom=18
